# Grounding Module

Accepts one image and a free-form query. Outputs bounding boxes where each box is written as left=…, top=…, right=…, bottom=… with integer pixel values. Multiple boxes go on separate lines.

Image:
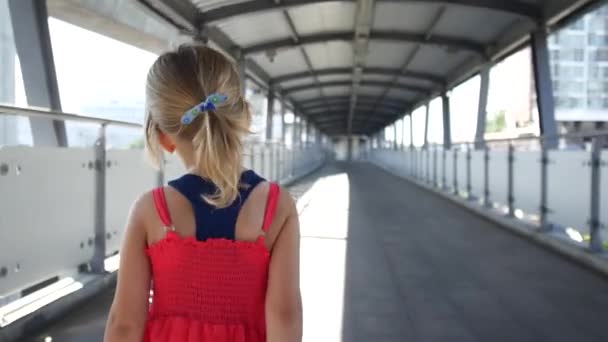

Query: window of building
left=551, top=64, right=560, bottom=77
left=560, top=33, right=586, bottom=48
left=589, top=98, right=603, bottom=108
left=569, top=98, right=583, bottom=108
left=591, top=16, right=606, bottom=31
left=557, top=65, right=584, bottom=78
left=570, top=17, right=585, bottom=30
left=592, top=49, right=608, bottom=61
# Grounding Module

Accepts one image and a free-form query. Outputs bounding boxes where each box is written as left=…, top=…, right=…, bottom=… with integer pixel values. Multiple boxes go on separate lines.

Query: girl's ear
left=158, top=130, right=176, bottom=153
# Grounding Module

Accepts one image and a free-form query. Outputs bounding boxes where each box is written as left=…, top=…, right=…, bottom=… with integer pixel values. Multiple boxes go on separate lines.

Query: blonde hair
left=144, top=44, right=251, bottom=208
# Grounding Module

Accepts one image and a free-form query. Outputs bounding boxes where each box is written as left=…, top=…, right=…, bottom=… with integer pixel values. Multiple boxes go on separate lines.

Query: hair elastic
left=180, top=93, right=228, bottom=125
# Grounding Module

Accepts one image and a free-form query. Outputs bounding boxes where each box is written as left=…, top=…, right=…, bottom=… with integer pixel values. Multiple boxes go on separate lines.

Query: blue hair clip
left=180, top=93, right=228, bottom=125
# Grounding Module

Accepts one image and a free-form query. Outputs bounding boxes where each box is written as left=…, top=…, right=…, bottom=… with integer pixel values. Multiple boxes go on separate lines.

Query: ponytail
left=144, top=44, right=251, bottom=207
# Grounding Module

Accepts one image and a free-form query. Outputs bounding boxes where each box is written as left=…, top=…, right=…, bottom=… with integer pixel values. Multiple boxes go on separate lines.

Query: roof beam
left=279, top=8, right=332, bottom=114
left=273, top=67, right=444, bottom=85
left=199, top=0, right=541, bottom=25
left=347, top=0, right=375, bottom=148
left=317, top=119, right=393, bottom=132
left=302, top=100, right=409, bottom=110
left=298, top=95, right=409, bottom=107
left=284, top=80, right=429, bottom=95
left=317, top=120, right=389, bottom=127
left=136, top=0, right=272, bottom=89
left=243, top=30, right=486, bottom=57
left=137, top=0, right=199, bottom=32
left=303, top=103, right=406, bottom=115
left=370, top=5, right=446, bottom=121
left=309, top=109, right=399, bottom=118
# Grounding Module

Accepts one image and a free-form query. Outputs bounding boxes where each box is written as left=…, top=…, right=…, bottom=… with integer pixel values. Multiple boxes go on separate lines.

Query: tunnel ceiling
left=138, top=0, right=597, bottom=136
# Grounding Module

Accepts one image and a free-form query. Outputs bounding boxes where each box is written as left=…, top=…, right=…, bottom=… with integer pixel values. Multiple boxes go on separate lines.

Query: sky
left=47, top=18, right=157, bottom=119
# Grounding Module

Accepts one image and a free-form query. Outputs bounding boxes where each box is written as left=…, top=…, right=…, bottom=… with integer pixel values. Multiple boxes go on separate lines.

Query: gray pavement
left=22, top=162, right=608, bottom=342
left=341, top=162, right=608, bottom=342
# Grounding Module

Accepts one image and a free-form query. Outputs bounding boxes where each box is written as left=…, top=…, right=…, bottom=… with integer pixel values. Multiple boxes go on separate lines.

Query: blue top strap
left=168, top=170, right=265, bottom=241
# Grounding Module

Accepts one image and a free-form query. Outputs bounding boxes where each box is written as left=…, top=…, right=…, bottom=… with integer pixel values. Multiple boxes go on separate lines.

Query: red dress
left=143, top=183, right=280, bottom=341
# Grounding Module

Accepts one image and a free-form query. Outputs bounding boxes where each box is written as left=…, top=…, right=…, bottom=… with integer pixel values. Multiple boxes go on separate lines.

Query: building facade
left=548, top=4, right=608, bottom=135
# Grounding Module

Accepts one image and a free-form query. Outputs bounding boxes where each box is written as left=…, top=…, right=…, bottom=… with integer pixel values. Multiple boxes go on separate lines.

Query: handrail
left=0, top=103, right=142, bottom=129
left=441, top=130, right=608, bottom=147
left=391, top=130, right=608, bottom=149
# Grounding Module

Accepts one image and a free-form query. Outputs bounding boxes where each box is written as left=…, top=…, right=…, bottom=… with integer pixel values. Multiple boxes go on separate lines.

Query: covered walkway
left=2, top=0, right=608, bottom=341
left=23, top=163, right=608, bottom=342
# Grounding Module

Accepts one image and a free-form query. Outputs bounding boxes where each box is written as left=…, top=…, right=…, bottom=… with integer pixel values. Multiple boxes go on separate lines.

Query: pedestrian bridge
left=1, top=0, right=608, bottom=341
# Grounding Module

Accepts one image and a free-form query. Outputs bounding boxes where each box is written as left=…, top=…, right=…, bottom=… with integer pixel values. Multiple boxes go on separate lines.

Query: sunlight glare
left=298, top=173, right=350, bottom=342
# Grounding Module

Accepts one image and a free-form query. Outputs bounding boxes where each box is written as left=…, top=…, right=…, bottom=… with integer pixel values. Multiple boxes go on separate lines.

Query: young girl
left=104, top=45, right=302, bottom=342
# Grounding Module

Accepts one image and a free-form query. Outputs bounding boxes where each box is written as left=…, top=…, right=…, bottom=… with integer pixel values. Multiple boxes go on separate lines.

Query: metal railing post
left=453, top=147, right=458, bottom=195
left=91, top=124, right=107, bottom=273
left=410, top=148, right=414, bottom=177
left=291, top=146, right=296, bottom=178
left=157, top=156, right=164, bottom=187
left=426, top=148, right=431, bottom=183
left=249, top=146, right=255, bottom=171
left=269, top=144, right=275, bottom=181
left=433, top=146, right=438, bottom=187
left=466, top=144, right=472, bottom=199
left=589, top=137, right=603, bottom=253
left=275, top=144, right=281, bottom=181
left=507, top=143, right=515, bottom=217
left=261, top=148, right=266, bottom=178
left=483, top=146, right=490, bottom=207
left=426, top=147, right=433, bottom=184
left=442, top=148, right=447, bottom=190
left=540, top=140, right=550, bottom=231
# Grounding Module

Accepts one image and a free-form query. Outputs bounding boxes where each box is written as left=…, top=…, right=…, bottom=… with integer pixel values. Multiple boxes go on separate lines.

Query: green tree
left=486, top=110, right=506, bottom=133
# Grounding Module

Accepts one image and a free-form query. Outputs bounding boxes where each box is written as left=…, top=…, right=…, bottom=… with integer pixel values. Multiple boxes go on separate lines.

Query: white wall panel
left=513, top=151, right=541, bottom=216
left=470, top=150, right=485, bottom=198
left=547, top=151, right=591, bottom=233
left=488, top=150, right=508, bottom=206
left=262, top=146, right=273, bottom=180
left=437, top=149, right=446, bottom=187
left=0, top=147, right=95, bottom=295
left=601, top=150, right=608, bottom=232
left=457, top=150, right=467, bottom=195
left=105, top=150, right=158, bottom=255
left=164, top=154, right=186, bottom=182
left=419, top=149, right=427, bottom=181
left=445, top=149, right=454, bottom=192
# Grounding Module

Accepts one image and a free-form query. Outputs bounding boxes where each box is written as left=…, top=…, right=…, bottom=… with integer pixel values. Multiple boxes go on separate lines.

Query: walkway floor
left=24, top=162, right=608, bottom=342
